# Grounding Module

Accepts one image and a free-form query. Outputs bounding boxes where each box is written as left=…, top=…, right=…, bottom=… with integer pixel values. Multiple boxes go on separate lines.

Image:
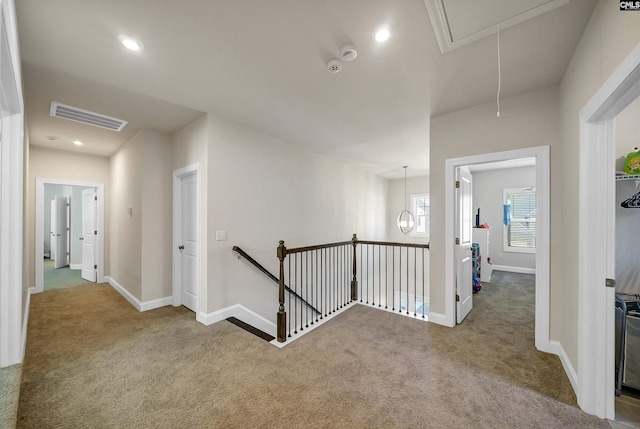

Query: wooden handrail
left=357, top=240, right=429, bottom=249
left=284, top=240, right=353, bottom=255
left=232, top=246, right=321, bottom=317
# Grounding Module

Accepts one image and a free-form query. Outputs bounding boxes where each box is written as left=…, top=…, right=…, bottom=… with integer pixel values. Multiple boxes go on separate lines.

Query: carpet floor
left=17, top=271, right=610, bottom=428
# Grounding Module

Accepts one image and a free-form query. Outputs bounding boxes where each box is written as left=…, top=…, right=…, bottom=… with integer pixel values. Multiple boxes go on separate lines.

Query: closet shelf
left=616, top=174, right=640, bottom=181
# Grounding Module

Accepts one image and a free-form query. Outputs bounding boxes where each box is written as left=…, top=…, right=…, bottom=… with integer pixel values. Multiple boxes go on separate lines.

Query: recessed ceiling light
left=118, top=35, right=144, bottom=51
left=73, top=140, right=83, bottom=146
left=375, top=28, right=390, bottom=42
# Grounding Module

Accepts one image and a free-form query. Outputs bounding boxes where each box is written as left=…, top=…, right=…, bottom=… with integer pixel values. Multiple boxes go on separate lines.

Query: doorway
left=35, top=179, right=105, bottom=294
left=444, top=146, right=550, bottom=351
left=578, top=43, right=640, bottom=419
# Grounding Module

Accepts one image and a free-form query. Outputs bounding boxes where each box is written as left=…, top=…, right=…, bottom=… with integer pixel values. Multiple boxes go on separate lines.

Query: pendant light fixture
left=397, top=166, right=415, bottom=234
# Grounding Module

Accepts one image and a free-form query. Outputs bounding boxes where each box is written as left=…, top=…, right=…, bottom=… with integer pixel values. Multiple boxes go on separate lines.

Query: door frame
left=578, top=42, right=640, bottom=419
left=172, top=163, right=201, bottom=316
left=443, top=146, right=550, bottom=351
left=35, top=178, right=105, bottom=294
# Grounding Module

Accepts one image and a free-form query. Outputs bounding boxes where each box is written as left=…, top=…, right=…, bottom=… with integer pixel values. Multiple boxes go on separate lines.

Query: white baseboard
left=69, top=264, right=82, bottom=270
left=547, top=340, right=578, bottom=395
left=104, top=276, right=172, bottom=312
left=427, top=311, right=452, bottom=327
left=21, top=288, right=34, bottom=361
left=199, top=304, right=276, bottom=337
left=492, top=265, right=536, bottom=275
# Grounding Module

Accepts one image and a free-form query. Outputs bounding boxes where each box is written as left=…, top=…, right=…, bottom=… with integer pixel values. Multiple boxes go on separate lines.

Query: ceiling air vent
left=49, top=101, right=128, bottom=132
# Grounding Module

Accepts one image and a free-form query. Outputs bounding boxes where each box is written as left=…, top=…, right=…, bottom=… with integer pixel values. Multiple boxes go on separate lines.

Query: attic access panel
left=424, top=0, right=569, bottom=53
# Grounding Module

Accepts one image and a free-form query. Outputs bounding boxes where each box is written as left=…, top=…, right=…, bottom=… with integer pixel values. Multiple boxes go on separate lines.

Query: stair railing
left=277, top=234, right=429, bottom=342
left=233, top=246, right=321, bottom=317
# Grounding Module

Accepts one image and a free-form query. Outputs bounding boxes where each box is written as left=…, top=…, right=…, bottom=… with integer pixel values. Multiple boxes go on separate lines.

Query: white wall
left=472, top=166, right=536, bottom=271
left=558, top=0, right=640, bottom=372
left=110, top=129, right=172, bottom=302
left=27, top=147, right=110, bottom=288
left=615, top=95, right=640, bottom=170
left=205, top=114, right=389, bottom=322
left=430, top=86, right=561, bottom=336
left=110, top=135, right=143, bottom=298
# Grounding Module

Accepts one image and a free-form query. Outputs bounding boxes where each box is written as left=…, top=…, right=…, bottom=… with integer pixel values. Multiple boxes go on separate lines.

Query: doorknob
left=79, top=237, right=84, bottom=241
left=178, top=245, right=185, bottom=250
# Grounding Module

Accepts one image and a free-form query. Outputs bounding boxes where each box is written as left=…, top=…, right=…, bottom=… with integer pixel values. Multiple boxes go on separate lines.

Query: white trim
left=427, top=311, right=448, bottom=326
left=105, top=276, right=172, bottom=312
left=199, top=303, right=277, bottom=336
left=21, top=288, right=33, bottom=361
left=424, top=0, right=568, bottom=54
left=444, top=146, right=550, bottom=351
left=576, top=41, right=640, bottom=419
left=69, top=264, right=82, bottom=270
left=172, top=163, right=201, bottom=315
left=491, top=265, right=536, bottom=275
left=34, top=178, right=105, bottom=293
left=547, top=340, right=578, bottom=394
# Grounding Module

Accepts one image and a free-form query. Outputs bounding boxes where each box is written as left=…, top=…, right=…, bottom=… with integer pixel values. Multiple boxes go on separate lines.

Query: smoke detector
left=341, top=45, right=357, bottom=62
left=328, top=60, right=342, bottom=73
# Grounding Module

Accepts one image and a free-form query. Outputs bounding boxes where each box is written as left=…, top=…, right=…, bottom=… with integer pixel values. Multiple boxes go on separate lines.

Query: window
left=410, top=194, right=429, bottom=238
left=503, top=188, right=536, bottom=253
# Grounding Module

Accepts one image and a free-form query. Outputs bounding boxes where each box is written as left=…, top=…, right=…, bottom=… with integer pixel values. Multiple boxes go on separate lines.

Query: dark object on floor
left=226, top=317, right=275, bottom=342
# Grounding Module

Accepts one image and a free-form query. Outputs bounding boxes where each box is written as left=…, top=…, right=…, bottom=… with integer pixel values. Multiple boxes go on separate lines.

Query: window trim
left=503, top=187, right=536, bottom=254
left=409, top=193, right=429, bottom=238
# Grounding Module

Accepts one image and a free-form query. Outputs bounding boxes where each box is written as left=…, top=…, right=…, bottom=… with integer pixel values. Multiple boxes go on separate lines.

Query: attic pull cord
left=496, top=26, right=501, bottom=118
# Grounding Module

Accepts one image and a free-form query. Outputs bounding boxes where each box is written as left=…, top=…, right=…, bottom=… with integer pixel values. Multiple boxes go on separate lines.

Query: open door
left=50, top=199, right=56, bottom=261
left=54, top=196, right=69, bottom=269
left=456, top=167, right=473, bottom=323
left=81, top=188, right=97, bottom=282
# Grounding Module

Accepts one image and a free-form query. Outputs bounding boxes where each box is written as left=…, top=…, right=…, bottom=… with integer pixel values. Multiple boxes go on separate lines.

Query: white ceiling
left=16, top=0, right=597, bottom=178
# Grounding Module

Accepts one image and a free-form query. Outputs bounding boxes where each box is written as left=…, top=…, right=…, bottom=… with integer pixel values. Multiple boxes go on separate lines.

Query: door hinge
left=94, top=230, right=97, bottom=235
left=456, top=294, right=460, bottom=302
left=94, top=264, right=97, bottom=269
left=455, top=180, right=460, bottom=188
left=94, top=196, right=97, bottom=201
left=606, top=278, right=616, bottom=288
left=455, top=237, right=460, bottom=245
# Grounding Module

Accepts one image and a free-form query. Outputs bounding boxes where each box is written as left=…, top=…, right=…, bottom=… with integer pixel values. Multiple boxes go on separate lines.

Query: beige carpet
left=17, top=273, right=609, bottom=428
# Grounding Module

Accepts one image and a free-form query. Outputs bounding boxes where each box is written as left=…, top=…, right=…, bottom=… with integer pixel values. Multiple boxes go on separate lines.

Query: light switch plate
left=216, top=230, right=227, bottom=241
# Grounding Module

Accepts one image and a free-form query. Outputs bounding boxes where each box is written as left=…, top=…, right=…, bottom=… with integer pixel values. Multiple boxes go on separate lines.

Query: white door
left=456, top=167, right=473, bottom=323
left=54, top=196, right=69, bottom=269
left=179, top=172, right=198, bottom=312
left=50, top=199, right=57, bottom=261
left=81, top=188, right=97, bottom=282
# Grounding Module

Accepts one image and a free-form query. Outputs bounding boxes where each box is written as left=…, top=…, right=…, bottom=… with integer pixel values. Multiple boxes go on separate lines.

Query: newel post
left=351, top=233, right=358, bottom=301
left=277, top=240, right=287, bottom=342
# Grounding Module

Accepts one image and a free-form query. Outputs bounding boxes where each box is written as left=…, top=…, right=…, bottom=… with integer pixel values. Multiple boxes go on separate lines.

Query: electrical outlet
left=216, top=230, right=227, bottom=241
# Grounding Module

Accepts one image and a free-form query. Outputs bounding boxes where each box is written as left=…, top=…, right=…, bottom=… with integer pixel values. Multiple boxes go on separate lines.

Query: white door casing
left=35, top=179, right=105, bottom=294
left=440, top=146, right=550, bottom=352
left=577, top=41, right=640, bottom=419
left=173, top=164, right=200, bottom=315
left=456, top=167, right=473, bottom=323
left=54, top=196, right=69, bottom=269
left=81, top=188, right=97, bottom=282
